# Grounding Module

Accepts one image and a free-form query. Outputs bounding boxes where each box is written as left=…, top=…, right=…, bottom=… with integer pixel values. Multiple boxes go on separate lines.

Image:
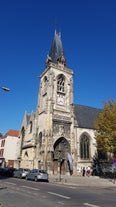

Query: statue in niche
left=59, top=125, right=65, bottom=136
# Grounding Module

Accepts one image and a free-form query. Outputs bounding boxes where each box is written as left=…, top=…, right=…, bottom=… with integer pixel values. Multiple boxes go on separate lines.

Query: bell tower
left=36, top=31, right=75, bottom=175
left=37, top=31, right=74, bottom=115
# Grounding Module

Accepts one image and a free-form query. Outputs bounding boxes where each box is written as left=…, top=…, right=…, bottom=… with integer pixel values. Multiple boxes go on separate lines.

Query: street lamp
left=58, top=150, right=63, bottom=182
left=0, top=86, right=10, bottom=92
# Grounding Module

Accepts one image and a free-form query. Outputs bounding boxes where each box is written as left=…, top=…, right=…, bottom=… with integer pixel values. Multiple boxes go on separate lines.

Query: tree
left=95, top=100, right=116, bottom=157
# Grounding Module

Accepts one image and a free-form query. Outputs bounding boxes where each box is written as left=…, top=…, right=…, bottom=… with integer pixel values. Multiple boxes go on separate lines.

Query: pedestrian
left=82, top=167, right=86, bottom=176
left=86, top=166, right=91, bottom=177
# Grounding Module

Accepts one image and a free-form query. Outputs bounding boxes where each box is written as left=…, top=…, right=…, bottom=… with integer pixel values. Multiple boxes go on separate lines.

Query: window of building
left=24, top=151, right=28, bottom=157
left=21, top=127, right=25, bottom=139
left=80, top=134, right=90, bottom=159
left=0, top=149, right=4, bottom=157
left=39, top=132, right=42, bottom=148
left=57, top=74, right=65, bottom=93
left=43, top=76, right=48, bottom=95
left=30, top=121, right=32, bottom=133
left=1, top=139, right=5, bottom=147
left=21, top=127, right=25, bottom=149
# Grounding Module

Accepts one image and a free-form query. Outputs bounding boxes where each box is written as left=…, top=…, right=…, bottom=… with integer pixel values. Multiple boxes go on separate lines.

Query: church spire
left=46, top=30, right=67, bottom=67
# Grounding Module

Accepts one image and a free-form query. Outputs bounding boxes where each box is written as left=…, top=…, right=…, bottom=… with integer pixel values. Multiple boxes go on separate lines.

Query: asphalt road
left=0, top=177, right=116, bottom=207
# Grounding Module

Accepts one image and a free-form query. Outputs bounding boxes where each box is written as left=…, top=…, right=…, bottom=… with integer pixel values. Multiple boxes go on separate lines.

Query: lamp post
left=0, top=86, right=10, bottom=92
left=58, top=150, right=62, bottom=182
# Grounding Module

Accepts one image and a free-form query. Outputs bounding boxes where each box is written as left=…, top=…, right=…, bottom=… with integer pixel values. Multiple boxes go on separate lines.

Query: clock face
left=57, top=94, right=64, bottom=105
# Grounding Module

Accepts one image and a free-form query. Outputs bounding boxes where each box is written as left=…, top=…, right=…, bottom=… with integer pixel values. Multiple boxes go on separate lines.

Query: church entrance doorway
left=53, top=137, right=70, bottom=175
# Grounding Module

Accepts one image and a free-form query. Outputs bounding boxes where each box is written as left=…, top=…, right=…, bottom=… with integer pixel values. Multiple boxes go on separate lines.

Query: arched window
left=30, top=121, right=32, bottom=133
left=39, top=132, right=42, bottom=148
left=44, top=76, right=47, bottom=82
left=21, top=127, right=25, bottom=140
left=80, top=134, right=90, bottom=159
left=20, top=127, right=25, bottom=151
left=57, top=74, right=65, bottom=93
left=24, top=151, right=28, bottom=158
left=43, top=76, right=48, bottom=94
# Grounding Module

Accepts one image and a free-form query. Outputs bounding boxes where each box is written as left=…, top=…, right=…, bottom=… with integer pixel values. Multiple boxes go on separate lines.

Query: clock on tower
left=57, top=94, right=64, bottom=105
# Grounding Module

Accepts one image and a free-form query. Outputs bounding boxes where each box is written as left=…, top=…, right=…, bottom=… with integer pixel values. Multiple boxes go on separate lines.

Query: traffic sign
left=113, top=164, right=116, bottom=169
left=112, top=158, right=116, bottom=163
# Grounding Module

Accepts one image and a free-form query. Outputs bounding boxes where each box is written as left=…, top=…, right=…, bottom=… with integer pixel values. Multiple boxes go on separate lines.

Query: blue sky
left=0, top=0, right=116, bottom=135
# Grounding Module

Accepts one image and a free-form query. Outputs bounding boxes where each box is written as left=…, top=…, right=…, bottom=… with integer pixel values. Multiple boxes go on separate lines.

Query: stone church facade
left=18, top=31, right=101, bottom=175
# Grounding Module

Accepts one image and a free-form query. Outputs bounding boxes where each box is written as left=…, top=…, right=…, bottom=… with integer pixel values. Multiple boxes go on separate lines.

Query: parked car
left=26, top=169, right=49, bottom=182
left=0, top=167, right=16, bottom=177
left=13, top=168, right=30, bottom=179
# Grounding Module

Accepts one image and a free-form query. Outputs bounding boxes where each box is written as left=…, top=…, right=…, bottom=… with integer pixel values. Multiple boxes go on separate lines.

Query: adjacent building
left=18, top=30, right=101, bottom=175
left=0, top=130, right=19, bottom=168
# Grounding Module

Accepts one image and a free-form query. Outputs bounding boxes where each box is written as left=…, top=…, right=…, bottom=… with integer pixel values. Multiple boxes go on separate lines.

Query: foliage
left=95, top=100, right=116, bottom=156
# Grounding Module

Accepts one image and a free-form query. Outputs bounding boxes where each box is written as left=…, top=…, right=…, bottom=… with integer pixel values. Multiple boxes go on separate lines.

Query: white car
left=13, top=168, right=30, bottom=178
left=26, top=169, right=49, bottom=182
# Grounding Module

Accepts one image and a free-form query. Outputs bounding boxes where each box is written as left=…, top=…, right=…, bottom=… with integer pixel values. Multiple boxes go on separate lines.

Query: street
left=0, top=177, right=116, bottom=207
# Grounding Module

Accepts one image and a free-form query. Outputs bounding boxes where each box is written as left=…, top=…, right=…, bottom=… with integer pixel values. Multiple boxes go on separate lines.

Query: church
left=18, top=30, right=101, bottom=175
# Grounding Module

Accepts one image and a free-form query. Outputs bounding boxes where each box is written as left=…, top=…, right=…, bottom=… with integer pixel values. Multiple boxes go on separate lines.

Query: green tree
left=95, top=100, right=116, bottom=157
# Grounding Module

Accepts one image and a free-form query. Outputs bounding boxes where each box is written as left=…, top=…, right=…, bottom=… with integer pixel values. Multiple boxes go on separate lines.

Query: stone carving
left=53, top=121, right=70, bottom=138
left=59, top=125, right=65, bottom=136
left=53, top=114, right=71, bottom=122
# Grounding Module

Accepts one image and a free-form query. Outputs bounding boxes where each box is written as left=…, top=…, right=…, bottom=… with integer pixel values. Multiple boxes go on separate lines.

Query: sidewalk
left=0, top=175, right=116, bottom=188
left=49, top=174, right=116, bottom=187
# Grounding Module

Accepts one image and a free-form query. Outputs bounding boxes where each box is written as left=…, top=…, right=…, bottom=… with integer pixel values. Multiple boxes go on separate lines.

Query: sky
left=0, top=0, right=116, bottom=135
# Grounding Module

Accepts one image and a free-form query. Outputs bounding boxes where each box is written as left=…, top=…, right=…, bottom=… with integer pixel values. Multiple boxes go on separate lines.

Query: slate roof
left=48, top=30, right=67, bottom=65
left=74, top=104, right=102, bottom=129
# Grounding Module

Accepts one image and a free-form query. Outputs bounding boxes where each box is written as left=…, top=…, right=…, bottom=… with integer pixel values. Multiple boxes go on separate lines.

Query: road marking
left=48, top=191, right=71, bottom=199
left=21, top=185, right=40, bottom=191
left=67, top=186, right=76, bottom=189
left=58, top=201, right=64, bottom=205
left=84, top=203, right=100, bottom=207
left=4, top=182, right=16, bottom=185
